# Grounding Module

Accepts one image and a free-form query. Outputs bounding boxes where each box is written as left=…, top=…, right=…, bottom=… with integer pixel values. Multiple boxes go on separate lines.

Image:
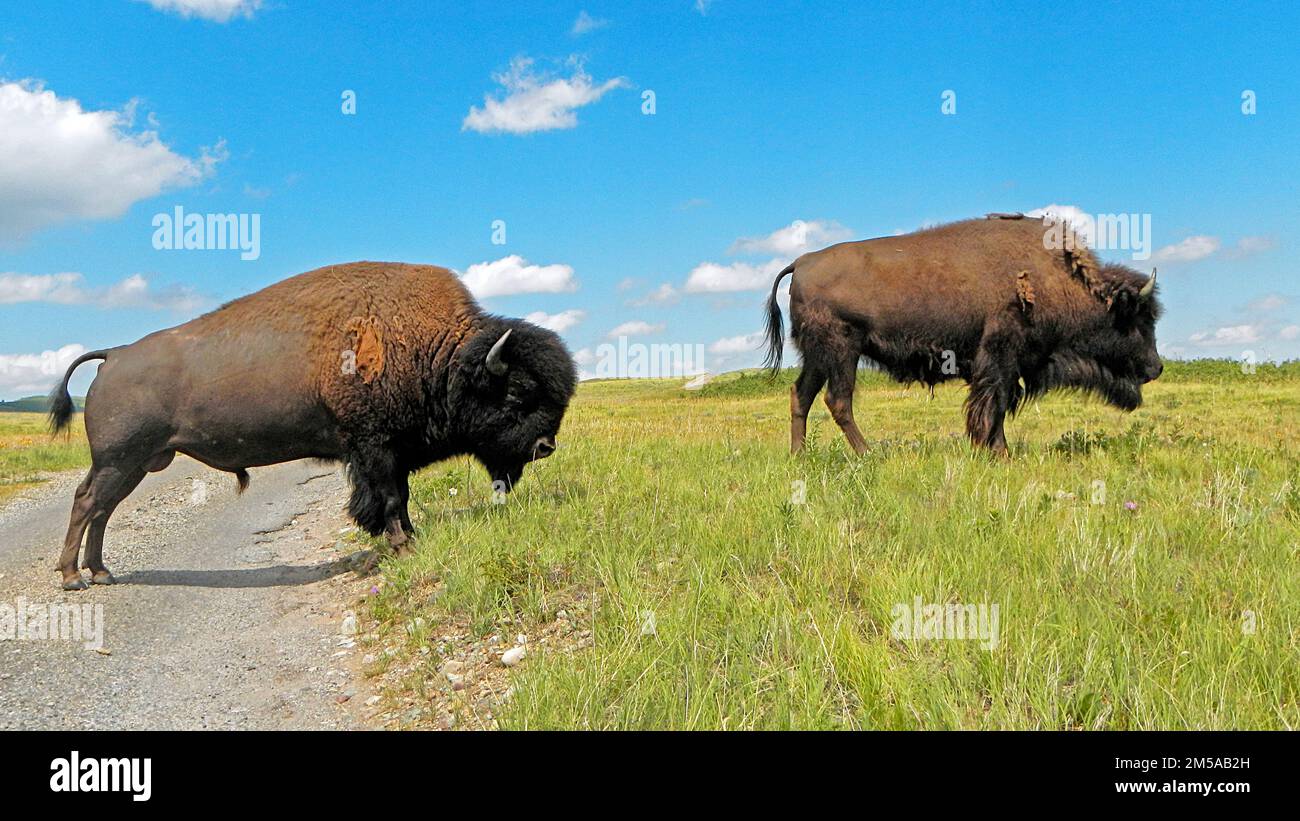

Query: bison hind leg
left=790, top=365, right=828, bottom=454
left=59, top=462, right=148, bottom=589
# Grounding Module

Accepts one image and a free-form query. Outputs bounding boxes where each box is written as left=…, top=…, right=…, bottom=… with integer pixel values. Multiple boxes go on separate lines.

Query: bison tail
left=234, top=469, right=251, bottom=494
left=48, top=350, right=110, bottom=434
left=761, top=262, right=797, bottom=376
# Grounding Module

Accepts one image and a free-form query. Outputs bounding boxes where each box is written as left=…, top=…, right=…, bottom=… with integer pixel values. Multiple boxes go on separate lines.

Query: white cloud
left=0, top=81, right=222, bottom=241
left=0, top=272, right=84, bottom=304
left=462, top=56, right=628, bottom=135
left=1246, top=293, right=1289, bottom=314
left=1153, top=235, right=1221, bottom=263
left=524, top=309, right=586, bottom=333
left=729, top=219, right=852, bottom=257
left=680, top=219, right=849, bottom=294
left=1220, top=235, right=1276, bottom=259
left=1024, top=204, right=1090, bottom=228
left=628, top=282, right=679, bottom=306
left=571, top=11, right=608, bottom=35
left=606, top=320, right=664, bottom=338
left=1023, top=208, right=1274, bottom=265
left=1278, top=325, right=1300, bottom=341
left=684, top=257, right=788, bottom=294
left=1188, top=324, right=1263, bottom=347
left=0, top=271, right=205, bottom=311
left=460, top=255, right=577, bottom=299
left=0, top=344, right=87, bottom=398
left=140, top=0, right=260, bottom=22
left=694, top=0, right=714, bottom=14
left=708, top=332, right=763, bottom=356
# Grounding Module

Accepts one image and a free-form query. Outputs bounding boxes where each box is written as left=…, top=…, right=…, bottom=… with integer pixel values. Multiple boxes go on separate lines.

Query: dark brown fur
left=763, top=217, right=1163, bottom=456
left=48, top=262, right=576, bottom=590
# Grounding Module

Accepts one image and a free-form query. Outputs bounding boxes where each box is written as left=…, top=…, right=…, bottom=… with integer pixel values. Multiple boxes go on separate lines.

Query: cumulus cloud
left=1188, top=324, right=1263, bottom=347
left=1024, top=204, right=1090, bottom=228
left=1246, top=293, right=1289, bottom=314
left=606, top=320, right=664, bottom=338
left=628, top=282, right=679, bottom=306
left=729, top=219, right=852, bottom=257
left=684, top=257, right=788, bottom=294
left=140, top=0, right=261, bottom=22
left=1279, top=325, right=1300, bottom=341
left=571, top=11, right=609, bottom=35
left=708, top=332, right=763, bottom=356
left=1220, top=235, right=1277, bottom=260
left=460, top=255, right=577, bottom=299
left=0, top=81, right=222, bottom=241
left=680, top=219, right=850, bottom=294
left=524, top=309, right=586, bottom=333
left=1153, top=235, right=1221, bottom=263
left=0, top=344, right=87, bottom=398
left=0, top=271, right=206, bottom=312
left=1151, top=234, right=1272, bottom=264
left=462, top=56, right=628, bottom=135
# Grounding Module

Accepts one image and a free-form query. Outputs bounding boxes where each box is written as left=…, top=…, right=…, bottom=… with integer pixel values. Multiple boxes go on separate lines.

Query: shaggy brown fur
left=763, top=217, right=1163, bottom=456
left=48, top=262, right=576, bottom=590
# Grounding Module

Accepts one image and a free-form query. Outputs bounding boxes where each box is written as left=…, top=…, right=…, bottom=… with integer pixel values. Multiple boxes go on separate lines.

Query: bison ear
left=485, top=329, right=512, bottom=376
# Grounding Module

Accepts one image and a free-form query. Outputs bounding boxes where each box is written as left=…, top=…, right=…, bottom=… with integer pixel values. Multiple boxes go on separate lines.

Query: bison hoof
left=91, top=570, right=116, bottom=585
left=62, top=576, right=88, bottom=591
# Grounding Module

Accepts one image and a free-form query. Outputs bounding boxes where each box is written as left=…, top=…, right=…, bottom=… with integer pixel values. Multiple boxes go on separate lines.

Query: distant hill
left=0, top=395, right=86, bottom=413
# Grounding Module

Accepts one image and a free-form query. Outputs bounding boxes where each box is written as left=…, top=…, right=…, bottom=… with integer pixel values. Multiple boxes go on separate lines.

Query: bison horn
left=1139, top=268, right=1157, bottom=299
left=485, top=329, right=512, bottom=376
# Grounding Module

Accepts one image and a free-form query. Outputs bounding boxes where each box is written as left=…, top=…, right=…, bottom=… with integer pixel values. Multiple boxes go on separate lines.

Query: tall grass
left=368, top=365, right=1300, bottom=729
left=0, top=413, right=89, bottom=503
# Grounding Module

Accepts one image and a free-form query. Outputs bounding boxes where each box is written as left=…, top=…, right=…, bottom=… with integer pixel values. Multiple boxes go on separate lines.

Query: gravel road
left=0, top=458, right=377, bottom=730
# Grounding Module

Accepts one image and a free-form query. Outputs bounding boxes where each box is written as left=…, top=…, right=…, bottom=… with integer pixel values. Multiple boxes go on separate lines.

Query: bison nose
left=534, top=436, right=557, bottom=459
left=1147, top=361, right=1164, bottom=382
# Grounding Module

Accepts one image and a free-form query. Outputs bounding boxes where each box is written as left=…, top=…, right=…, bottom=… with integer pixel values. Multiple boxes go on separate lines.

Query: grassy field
left=0, top=413, right=88, bottom=504
left=369, top=360, right=1300, bottom=729
left=3, top=362, right=1296, bottom=729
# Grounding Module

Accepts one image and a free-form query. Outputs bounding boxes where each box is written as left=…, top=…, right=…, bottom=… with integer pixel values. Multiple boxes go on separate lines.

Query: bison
left=48, top=261, right=576, bottom=590
left=762, top=215, right=1163, bottom=456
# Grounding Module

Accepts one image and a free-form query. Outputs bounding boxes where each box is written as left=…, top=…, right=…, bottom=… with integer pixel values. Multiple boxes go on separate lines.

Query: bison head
left=1039, top=266, right=1163, bottom=410
left=452, top=319, right=577, bottom=492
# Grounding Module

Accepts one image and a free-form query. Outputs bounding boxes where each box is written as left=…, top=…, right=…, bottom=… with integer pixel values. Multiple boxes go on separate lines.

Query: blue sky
left=1, top=0, right=1296, bottom=398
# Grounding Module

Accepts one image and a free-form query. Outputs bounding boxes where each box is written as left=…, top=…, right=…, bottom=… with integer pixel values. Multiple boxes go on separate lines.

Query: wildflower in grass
left=1124, top=500, right=1138, bottom=511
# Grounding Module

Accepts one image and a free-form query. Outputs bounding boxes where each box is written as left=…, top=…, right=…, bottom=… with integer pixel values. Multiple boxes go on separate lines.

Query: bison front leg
left=348, top=453, right=415, bottom=562
left=394, top=470, right=416, bottom=537
left=377, top=479, right=412, bottom=557
left=965, top=338, right=1017, bottom=458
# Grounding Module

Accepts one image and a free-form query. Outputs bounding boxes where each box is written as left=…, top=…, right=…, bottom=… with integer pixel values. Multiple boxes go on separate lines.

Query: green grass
left=2, top=363, right=1294, bottom=729
left=0, top=413, right=89, bottom=503
left=370, top=360, right=1300, bottom=729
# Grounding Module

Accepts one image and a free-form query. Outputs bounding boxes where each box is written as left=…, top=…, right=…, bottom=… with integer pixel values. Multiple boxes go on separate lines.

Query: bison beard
left=764, top=217, right=1163, bottom=456
left=47, top=261, right=576, bottom=591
